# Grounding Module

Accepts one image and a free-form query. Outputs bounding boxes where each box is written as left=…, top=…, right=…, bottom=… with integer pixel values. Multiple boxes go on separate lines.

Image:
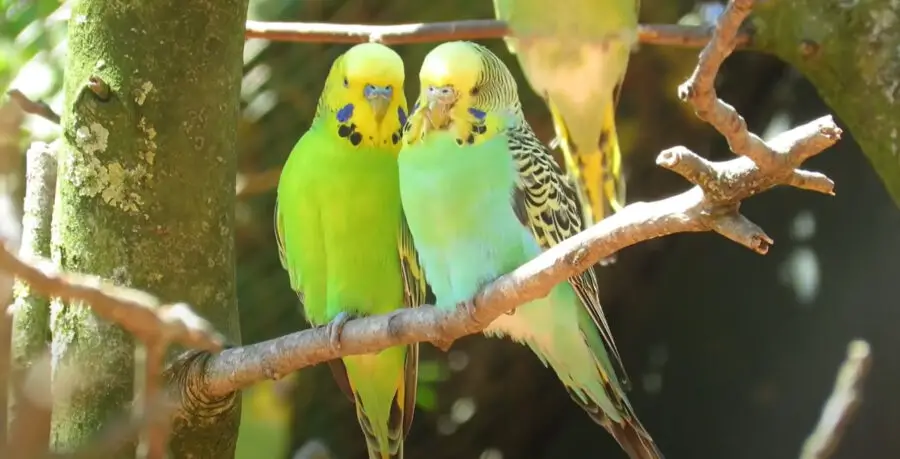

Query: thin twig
left=6, top=90, right=61, bottom=125
left=799, top=340, right=872, bottom=459
left=136, top=342, right=172, bottom=459
left=192, top=0, right=839, bottom=399
left=0, top=245, right=227, bottom=352
left=245, top=20, right=751, bottom=48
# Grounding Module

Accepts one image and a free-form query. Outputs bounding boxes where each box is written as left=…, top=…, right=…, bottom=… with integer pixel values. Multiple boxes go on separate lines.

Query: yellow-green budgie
left=399, top=41, right=662, bottom=459
left=493, top=0, right=640, bottom=227
left=274, top=43, right=427, bottom=459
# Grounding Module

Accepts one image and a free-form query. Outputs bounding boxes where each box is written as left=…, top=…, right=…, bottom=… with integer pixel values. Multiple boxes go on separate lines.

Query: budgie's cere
left=274, top=42, right=427, bottom=459
left=398, top=41, right=663, bottom=459
left=493, top=0, right=640, bottom=229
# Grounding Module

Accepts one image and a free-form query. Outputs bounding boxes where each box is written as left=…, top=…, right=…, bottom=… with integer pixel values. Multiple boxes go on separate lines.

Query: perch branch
left=48, top=7, right=753, bottom=48
left=5, top=90, right=60, bottom=125
left=799, top=340, right=872, bottom=459
left=194, top=0, right=839, bottom=398
left=245, top=20, right=751, bottom=48
left=234, top=19, right=751, bottom=198
left=0, top=245, right=226, bottom=352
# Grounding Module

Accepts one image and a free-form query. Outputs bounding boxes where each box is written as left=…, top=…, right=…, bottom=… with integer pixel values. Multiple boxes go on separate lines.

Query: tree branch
left=49, top=6, right=754, bottom=48
left=5, top=90, right=60, bottom=125
left=136, top=342, right=172, bottom=459
left=0, top=95, right=25, bottom=459
left=0, top=245, right=226, bottom=353
left=799, top=340, right=872, bottom=459
left=193, top=0, right=841, bottom=398
left=244, top=20, right=751, bottom=48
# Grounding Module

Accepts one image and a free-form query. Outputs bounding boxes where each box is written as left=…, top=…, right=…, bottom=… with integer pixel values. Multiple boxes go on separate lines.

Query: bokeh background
left=3, top=1, right=898, bottom=458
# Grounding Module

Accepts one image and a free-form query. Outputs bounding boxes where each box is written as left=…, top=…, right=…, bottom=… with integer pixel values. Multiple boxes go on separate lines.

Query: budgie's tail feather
left=603, top=414, right=665, bottom=459
left=546, top=95, right=626, bottom=230
left=564, top=386, right=663, bottom=459
left=353, top=382, right=406, bottom=459
left=328, top=344, right=419, bottom=459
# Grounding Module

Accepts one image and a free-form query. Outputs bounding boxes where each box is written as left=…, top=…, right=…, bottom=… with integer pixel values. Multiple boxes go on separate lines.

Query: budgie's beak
left=364, top=84, right=393, bottom=124
left=425, top=85, right=457, bottom=129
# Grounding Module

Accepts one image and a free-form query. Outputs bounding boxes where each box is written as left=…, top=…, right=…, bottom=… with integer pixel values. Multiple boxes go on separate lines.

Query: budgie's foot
left=324, top=312, right=351, bottom=350
left=455, top=298, right=477, bottom=319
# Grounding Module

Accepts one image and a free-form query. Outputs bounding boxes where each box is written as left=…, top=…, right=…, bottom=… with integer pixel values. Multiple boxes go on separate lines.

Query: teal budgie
left=397, top=41, right=662, bottom=459
left=493, top=0, right=640, bottom=228
left=274, top=42, right=427, bottom=459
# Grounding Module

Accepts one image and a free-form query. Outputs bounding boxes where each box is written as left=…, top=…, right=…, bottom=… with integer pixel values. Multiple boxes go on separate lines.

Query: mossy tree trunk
left=753, top=0, right=900, bottom=205
left=51, top=0, right=248, bottom=457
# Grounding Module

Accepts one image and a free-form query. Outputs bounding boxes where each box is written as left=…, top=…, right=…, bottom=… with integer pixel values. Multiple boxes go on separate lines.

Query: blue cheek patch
left=468, top=108, right=486, bottom=120
left=336, top=104, right=354, bottom=123
left=398, top=106, right=408, bottom=126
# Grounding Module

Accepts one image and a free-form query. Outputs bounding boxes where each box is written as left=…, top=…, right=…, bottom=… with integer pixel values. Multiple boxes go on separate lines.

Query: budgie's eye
left=386, top=85, right=393, bottom=91
left=470, top=86, right=480, bottom=97
left=343, top=77, right=349, bottom=88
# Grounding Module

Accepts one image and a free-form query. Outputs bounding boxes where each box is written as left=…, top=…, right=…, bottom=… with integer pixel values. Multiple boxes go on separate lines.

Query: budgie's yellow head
left=403, top=41, right=521, bottom=146
left=318, top=42, right=407, bottom=149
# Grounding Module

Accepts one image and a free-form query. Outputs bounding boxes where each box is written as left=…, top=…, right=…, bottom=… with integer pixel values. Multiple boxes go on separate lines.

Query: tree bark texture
left=753, top=0, right=900, bottom=205
left=52, top=0, right=248, bottom=456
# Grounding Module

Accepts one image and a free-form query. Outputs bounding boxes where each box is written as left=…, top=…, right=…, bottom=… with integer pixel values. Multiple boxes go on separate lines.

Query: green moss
left=51, top=0, right=248, bottom=456
left=753, top=0, right=900, bottom=204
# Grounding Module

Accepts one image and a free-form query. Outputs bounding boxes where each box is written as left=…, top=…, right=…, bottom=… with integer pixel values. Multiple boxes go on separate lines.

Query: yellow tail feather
left=547, top=98, right=626, bottom=227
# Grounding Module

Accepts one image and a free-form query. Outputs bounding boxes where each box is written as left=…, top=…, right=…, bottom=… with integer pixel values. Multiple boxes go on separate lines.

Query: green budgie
left=274, top=42, right=427, bottom=459
left=398, top=41, right=662, bottom=459
left=493, top=0, right=640, bottom=228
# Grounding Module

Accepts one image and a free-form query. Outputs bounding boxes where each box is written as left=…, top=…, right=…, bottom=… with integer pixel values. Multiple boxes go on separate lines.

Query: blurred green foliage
left=1, top=0, right=66, bottom=144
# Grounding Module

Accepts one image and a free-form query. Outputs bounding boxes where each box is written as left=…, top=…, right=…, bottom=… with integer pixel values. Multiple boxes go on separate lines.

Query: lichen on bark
left=752, top=0, right=900, bottom=204
left=51, top=0, right=248, bottom=456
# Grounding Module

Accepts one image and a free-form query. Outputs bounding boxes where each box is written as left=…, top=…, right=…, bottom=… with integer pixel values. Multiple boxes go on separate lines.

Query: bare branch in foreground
left=0, top=95, right=25, bottom=459
left=0, top=245, right=226, bottom=352
left=799, top=340, right=872, bottom=459
left=6, top=89, right=61, bottom=125
left=245, top=20, right=751, bottom=48
left=195, top=0, right=839, bottom=398
left=136, top=342, right=173, bottom=459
